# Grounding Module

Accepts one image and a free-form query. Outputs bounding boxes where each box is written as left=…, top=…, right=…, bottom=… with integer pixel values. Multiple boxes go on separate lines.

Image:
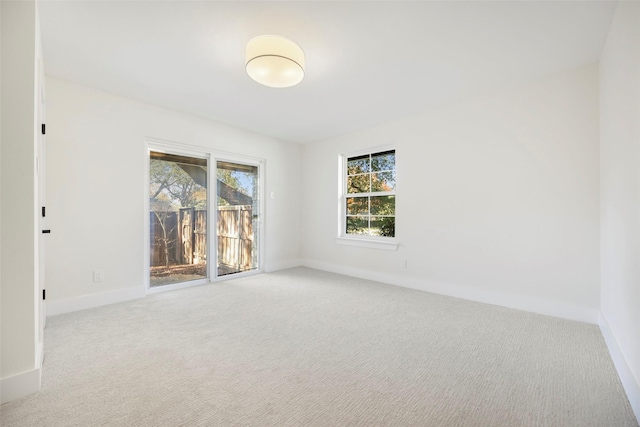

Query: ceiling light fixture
left=245, top=35, right=305, bottom=88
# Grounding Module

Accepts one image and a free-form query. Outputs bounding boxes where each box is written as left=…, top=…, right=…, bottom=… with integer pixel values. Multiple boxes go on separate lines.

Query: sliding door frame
left=144, top=138, right=265, bottom=294
left=212, top=154, right=265, bottom=281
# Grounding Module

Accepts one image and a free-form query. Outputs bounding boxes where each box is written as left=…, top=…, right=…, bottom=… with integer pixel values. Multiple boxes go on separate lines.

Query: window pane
left=149, top=154, right=207, bottom=287
left=370, top=216, right=395, bottom=237
left=346, top=216, right=369, bottom=235
left=371, top=150, right=395, bottom=172
left=217, top=161, right=259, bottom=277
left=371, top=171, right=396, bottom=192
left=347, top=174, right=370, bottom=193
left=370, top=195, right=395, bottom=215
left=348, top=155, right=370, bottom=174
left=346, top=197, right=369, bottom=215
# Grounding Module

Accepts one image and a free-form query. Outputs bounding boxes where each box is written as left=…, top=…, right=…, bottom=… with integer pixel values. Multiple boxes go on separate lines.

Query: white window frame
left=337, top=146, right=398, bottom=251
left=211, top=154, right=265, bottom=282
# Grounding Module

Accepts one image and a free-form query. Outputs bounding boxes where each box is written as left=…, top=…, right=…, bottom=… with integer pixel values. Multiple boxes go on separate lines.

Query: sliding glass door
left=149, top=151, right=208, bottom=287
left=216, top=160, right=259, bottom=277
left=148, top=146, right=262, bottom=288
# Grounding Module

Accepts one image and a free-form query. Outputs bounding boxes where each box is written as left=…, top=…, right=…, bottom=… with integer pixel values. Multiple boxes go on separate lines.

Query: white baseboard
left=599, top=312, right=640, bottom=423
left=301, top=259, right=599, bottom=324
left=264, top=259, right=302, bottom=273
left=1, top=367, right=41, bottom=404
left=46, top=262, right=304, bottom=316
left=46, top=286, right=145, bottom=317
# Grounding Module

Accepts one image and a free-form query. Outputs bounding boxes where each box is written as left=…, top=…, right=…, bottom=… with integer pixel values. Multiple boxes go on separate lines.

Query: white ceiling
left=38, top=1, right=617, bottom=144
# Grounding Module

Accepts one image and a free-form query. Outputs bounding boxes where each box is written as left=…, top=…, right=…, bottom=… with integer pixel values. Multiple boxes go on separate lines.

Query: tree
left=217, top=169, right=248, bottom=206
left=150, top=160, right=207, bottom=209
left=150, top=197, right=177, bottom=267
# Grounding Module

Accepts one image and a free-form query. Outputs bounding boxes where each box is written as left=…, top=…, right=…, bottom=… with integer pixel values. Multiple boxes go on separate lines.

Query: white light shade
left=246, top=35, right=305, bottom=88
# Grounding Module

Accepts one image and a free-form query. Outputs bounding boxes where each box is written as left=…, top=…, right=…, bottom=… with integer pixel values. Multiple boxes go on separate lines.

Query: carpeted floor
left=1, top=267, right=637, bottom=426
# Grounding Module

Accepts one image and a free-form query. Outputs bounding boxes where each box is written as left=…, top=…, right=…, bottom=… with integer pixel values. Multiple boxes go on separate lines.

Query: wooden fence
left=150, top=205, right=253, bottom=273
left=217, top=205, right=253, bottom=274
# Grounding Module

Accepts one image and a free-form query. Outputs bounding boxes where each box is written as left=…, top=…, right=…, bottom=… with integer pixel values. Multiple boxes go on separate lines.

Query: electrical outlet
left=400, top=259, right=407, bottom=268
left=93, top=270, right=105, bottom=282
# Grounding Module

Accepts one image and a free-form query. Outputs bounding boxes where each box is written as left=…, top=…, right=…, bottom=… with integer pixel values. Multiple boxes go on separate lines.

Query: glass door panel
left=149, top=151, right=208, bottom=287
left=216, top=161, right=259, bottom=276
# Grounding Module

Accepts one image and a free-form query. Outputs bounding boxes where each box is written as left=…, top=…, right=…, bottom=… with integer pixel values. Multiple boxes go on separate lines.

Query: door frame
left=144, top=138, right=265, bottom=294
left=36, top=32, right=47, bottom=365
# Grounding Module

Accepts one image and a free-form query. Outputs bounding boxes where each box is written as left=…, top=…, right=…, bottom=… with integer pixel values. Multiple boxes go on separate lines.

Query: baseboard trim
left=45, top=262, right=304, bottom=316
left=1, top=367, right=41, bottom=404
left=301, top=259, right=599, bottom=324
left=599, top=312, right=640, bottom=423
left=264, top=259, right=302, bottom=273
left=46, top=286, right=146, bottom=317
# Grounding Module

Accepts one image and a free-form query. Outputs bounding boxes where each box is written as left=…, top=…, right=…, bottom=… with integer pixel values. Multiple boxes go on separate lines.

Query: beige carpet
left=1, top=267, right=637, bottom=426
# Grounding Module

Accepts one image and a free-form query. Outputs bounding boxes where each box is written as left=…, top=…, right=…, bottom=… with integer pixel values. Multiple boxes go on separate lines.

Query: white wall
left=45, top=77, right=302, bottom=314
left=599, top=1, right=640, bottom=418
left=0, top=0, right=42, bottom=403
left=302, top=63, right=600, bottom=323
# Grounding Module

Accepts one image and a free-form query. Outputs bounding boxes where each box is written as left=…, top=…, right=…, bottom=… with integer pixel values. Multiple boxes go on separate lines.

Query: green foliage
left=371, top=151, right=395, bottom=172
left=346, top=216, right=394, bottom=237
left=378, top=217, right=395, bottom=237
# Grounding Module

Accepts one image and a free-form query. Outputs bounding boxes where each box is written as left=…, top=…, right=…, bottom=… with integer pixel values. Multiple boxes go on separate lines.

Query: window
left=339, top=148, right=397, bottom=250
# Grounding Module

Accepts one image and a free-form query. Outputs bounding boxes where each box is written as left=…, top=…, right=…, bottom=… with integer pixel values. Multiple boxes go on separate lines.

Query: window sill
left=336, top=237, right=399, bottom=251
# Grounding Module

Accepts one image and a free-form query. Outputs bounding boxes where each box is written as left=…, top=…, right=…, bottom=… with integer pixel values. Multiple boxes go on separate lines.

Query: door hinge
left=41, top=124, right=46, bottom=135
left=43, top=289, right=46, bottom=300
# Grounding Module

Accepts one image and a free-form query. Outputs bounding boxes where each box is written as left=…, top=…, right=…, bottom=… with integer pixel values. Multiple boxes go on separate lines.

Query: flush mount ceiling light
left=246, top=35, right=305, bottom=88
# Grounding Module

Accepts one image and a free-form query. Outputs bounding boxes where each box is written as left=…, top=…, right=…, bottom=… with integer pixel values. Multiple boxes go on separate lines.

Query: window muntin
left=344, top=149, right=396, bottom=238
